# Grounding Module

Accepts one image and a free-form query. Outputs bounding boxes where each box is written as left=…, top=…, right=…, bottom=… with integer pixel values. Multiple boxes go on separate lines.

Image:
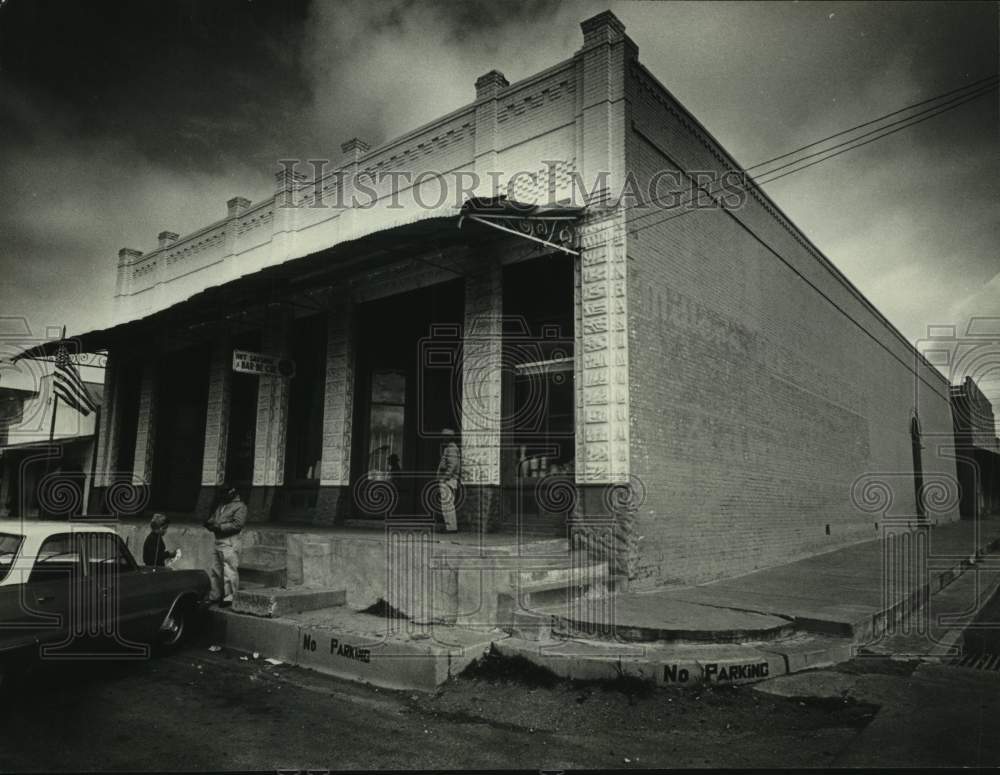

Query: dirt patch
left=459, top=644, right=562, bottom=687
left=835, top=656, right=920, bottom=677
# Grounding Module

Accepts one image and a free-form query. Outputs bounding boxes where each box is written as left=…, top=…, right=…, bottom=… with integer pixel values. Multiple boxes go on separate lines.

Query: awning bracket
left=459, top=214, right=580, bottom=256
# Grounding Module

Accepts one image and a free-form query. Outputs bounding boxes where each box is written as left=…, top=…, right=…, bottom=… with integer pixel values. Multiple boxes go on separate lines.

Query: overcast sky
left=0, top=0, right=997, bottom=401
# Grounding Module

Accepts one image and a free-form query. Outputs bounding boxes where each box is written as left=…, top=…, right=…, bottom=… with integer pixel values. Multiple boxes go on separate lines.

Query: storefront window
left=502, top=254, right=576, bottom=492
left=511, top=362, right=575, bottom=479
left=367, top=370, right=405, bottom=479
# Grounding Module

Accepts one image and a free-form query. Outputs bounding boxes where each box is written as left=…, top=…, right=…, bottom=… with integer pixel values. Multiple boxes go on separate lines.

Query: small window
left=0, top=532, right=24, bottom=583
left=28, top=533, right=82, bottom=584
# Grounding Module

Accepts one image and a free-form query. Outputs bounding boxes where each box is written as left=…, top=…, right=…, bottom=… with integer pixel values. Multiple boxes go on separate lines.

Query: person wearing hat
left=203, top=483, right=247, bottom=606
left=435, top=428, right=461, bottom=532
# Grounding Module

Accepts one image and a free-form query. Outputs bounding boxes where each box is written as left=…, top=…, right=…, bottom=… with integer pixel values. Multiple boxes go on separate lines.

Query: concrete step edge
left=494, top=631, right=855, bottom=688
left=204, top=608, right=493, bottom=692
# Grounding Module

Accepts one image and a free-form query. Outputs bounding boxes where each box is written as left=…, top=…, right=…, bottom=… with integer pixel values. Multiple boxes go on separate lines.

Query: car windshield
left=0, top=532, right=24, bottom=582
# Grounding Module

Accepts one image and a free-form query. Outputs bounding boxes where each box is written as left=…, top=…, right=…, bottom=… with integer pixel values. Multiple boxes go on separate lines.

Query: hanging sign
left=232, top=349, right=296, bottom=378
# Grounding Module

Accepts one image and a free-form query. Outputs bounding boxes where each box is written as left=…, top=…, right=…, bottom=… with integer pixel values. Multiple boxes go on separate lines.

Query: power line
left=744, top=73, right=998, bottom=172
left=597, top=75, right=999, bottom=237
left=616, top=85, right=998, bottom=401
left=597, top=80, right=997, bottom=243
left=751, top=83, right=998, bottom=182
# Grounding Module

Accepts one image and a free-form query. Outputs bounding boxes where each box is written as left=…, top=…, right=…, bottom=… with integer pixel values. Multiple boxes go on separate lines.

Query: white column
left=93, top=352, right=120, bottom=487
left=252, top=315, right=291, bottom=487
left=200, top=334, right=232, bottom=487
left=576, top=210, right=630, bottom=484
left=461, top=262, right=503, bottom=485
left=319, top=300, right=355, bottom=487
left=132, top=359, right=158, bottom=486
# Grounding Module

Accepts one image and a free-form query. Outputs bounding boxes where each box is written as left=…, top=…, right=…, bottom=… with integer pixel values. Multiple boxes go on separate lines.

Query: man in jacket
left=436, top=428, right=461, bottom=533
left=203, top=484, right=247, bottom=606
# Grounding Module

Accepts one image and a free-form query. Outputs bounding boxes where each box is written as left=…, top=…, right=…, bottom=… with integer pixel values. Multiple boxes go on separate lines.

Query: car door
left=79, top=532, right=158, bottom=649
left=22, top=532, right=83, bottom=654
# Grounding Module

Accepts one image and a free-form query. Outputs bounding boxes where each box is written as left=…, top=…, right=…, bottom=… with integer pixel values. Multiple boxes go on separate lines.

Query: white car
left=0, top=520, right=210, bottom=684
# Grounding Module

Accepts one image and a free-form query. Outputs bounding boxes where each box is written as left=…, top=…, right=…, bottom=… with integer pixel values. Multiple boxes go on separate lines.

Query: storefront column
left=249, top=314, right=291, bottom=520
left=132, top=358, right=158, bottom=489
left=194, top=333, right=232, bottom=519
left=316, top=298, right=355, bottom=523
left=460, top=261, right=503, bottom=530
left=573, top=211, right=638, bottom=574
left=88, top=351, right=120, bottom=513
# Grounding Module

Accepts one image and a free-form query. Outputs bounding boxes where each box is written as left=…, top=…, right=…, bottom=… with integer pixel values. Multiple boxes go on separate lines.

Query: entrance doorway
left=151, top=345, right=210, bottom=513
left=350, top=280, right=464, bottom=517
left=501, top=254, right=576, bottom=535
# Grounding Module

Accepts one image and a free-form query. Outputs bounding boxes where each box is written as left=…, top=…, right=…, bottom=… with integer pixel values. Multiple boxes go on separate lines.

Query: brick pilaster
left=473, top=70, right=509, bottom=199
left=461, top=262, right=503, bottom=486
left=93, top=351, right=120, bottom=486
left=252, top=315, right=292, bottom=488
left=319, top=300, right=355, bottom=487
left=575, top=209, right=630, bottom=484
left=574, top=11, right=635, bottom=206
left=200, top=334, right=232, bottom=486
left=132, top=358, right=158, bottom=486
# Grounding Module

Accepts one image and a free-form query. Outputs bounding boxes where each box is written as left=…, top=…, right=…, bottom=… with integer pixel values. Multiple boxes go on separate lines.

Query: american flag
left=54, top=344, right=98, bottom=416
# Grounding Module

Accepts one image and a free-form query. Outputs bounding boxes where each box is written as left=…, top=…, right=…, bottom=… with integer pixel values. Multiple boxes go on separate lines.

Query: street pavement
left=0, top=639, right=997, bottom=770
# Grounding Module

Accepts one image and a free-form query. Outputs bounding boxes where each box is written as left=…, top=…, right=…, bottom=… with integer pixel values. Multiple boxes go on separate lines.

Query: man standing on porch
left=203, top=484, right=247, bottom=606
left=436, top=428, right=461, bottom=533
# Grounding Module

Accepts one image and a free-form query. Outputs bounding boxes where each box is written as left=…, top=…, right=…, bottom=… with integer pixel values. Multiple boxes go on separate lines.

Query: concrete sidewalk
left=204, top=519, right=1000, bottom=692
left=545, top=518, right=1000, bottom=644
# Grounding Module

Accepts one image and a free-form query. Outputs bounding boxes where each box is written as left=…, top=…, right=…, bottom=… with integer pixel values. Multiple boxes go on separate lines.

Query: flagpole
left=44, top=326, right=66, bottom=517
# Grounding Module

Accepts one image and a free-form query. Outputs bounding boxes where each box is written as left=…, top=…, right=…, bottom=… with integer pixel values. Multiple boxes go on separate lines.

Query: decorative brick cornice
left=340, top=137, right=370, bottom=164
left=475, top=69, right=509, bottom=101
left=580, top=10, right=626, bottom=46
left=157, top=231, right=179, bottom=249
left=226, top=196, right=252, bottom=217
left=118, top=247, right=143, bottom=264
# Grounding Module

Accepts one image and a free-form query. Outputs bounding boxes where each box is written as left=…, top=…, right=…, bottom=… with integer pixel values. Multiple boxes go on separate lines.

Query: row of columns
left=95, top=263, right=505, bottom=508
left=96, top=231, right=629, bottom=513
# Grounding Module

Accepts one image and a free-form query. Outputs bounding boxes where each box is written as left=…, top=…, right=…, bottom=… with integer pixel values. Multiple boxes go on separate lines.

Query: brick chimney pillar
left=575, top=10, right=636, bottom=206
left=338, top=138, right=370, bottom=209
left=474, top=70, right=509, bottom=199
left=115, top=247, right=143, bottom=297
left=226, top=197, right=252, bottom=218
left=157, top=231, right=179, bottom=249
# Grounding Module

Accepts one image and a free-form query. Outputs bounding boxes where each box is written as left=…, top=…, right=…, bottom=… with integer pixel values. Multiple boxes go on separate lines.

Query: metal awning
left=12, top=198, right=586, bottom=362
left=1, top=435, right=94, bottom=454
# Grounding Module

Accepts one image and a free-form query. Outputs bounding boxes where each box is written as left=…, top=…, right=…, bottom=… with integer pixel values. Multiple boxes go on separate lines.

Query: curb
left=206, top=609, right=494, bottom=692
left=492, top=637, right=792, bottom=688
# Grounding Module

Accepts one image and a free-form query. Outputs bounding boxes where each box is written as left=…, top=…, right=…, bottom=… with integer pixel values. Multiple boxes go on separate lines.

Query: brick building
left=950, top=377, right=1000, bottom=519
left=15, top=10, right=960, bottom=589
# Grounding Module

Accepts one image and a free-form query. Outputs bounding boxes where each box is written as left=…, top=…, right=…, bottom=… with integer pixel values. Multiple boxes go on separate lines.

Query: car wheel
left=159, top=601, right=189, bottom=650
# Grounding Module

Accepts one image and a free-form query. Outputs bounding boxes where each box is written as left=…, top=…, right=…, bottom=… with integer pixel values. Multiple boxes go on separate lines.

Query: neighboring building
left=0, top=383, right=35, bottom=448
left=950, top=376, right=1000, bottom=519
left=0, top=372, right=103, bottom=518
left=13, top=11, right=960, bottom=587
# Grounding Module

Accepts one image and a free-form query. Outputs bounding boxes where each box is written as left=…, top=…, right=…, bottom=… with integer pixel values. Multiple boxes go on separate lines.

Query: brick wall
left=624, top=61, right=959, bottom=588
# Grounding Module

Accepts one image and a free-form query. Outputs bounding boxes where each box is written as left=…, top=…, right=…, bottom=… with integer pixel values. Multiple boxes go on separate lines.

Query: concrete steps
left=497, top=551, right=618, bottom=634
left=240, top=544, right=288, bottom=588
left=232, top=585, right=347, bottom=618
